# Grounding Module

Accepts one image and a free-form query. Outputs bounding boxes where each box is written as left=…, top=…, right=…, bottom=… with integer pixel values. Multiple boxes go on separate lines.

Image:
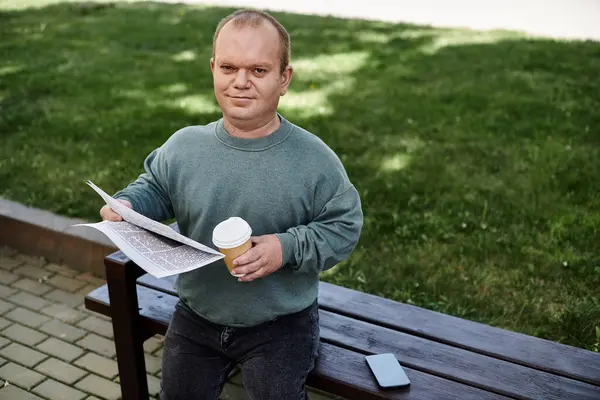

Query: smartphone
left=365, top=353, right=411, bottom=389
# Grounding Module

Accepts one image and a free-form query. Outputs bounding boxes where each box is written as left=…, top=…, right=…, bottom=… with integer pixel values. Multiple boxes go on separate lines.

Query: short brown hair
left=213, top=9, right=291, bottom=74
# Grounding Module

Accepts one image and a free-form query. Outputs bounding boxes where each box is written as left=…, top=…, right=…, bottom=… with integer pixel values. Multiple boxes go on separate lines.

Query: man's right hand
left=100, top=199, right=132, bottom=221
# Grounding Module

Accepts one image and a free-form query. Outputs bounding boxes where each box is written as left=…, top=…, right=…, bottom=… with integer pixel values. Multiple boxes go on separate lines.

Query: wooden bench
left=85, top=248, right=600, bottom=399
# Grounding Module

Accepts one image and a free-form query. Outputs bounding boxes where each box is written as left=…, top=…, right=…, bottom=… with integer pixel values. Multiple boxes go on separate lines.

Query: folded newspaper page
left=75, top=181, right=224, bottom=278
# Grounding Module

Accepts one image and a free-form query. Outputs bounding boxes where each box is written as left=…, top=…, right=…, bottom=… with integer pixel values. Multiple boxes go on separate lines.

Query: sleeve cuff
left=113, top=194, right=138, bottom=212
left=275, top=232, right=296, bottom=269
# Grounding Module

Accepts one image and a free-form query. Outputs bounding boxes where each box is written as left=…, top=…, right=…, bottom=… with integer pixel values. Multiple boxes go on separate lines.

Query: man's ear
left=210, top=57, right=215, bottom=72
left=280, top=65, right=293, bottom=96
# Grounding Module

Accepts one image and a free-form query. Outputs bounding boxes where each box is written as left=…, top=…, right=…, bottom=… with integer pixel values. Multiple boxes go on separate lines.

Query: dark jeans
left=160, top=300, right=320, bottom=400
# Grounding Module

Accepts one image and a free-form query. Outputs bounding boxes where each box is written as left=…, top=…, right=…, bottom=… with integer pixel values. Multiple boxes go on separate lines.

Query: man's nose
left=233, top=70, right=251, bottom=89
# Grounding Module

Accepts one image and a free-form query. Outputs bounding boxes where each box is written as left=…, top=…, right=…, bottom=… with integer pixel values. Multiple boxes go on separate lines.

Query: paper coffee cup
left=212, top=217, right=252, bottom=277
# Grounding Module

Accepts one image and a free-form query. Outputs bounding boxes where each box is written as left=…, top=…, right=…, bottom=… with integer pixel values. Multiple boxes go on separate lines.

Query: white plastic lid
left=212, top=217, right=252, bottom=248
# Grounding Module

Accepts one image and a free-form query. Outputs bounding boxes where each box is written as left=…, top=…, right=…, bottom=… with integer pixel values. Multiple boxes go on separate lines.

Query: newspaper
left=74, top=181, right=224, bottom=278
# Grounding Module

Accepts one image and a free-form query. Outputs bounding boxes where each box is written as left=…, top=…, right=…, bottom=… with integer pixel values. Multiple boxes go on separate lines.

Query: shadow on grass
left=1, top=1, right=599, bottom=350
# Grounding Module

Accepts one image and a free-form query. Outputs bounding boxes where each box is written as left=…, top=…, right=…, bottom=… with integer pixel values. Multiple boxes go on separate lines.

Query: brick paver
left=44, top=289, right=84, bottom=308
left=75, top=374, right=121, bottom=400
left=0, top=300, right=14, bottom=315
left=0, top=257, right=23, bottom=271
left=0, top=318, right=10, bottom=331
left=74, top=353, right=118, bottom=379
left=76, top=334, right=115, bottom=358
left=12, top=255, right=45, bottom=269
left=8, top=291, right=51, bottom=311
left=35, top=358, right=87, bottom=384
left=77, top=284, right=98, bottom=296
left=0, top=337, right=10, bottom=349
left=13, top=265, right=50, bottom=281
left=0, top=384, right=44, bottom=399
left=0, top=284, right=17, bottom=299
left=0, top=270, right=19, bottom=285
left=144, top=353, right=162, bottom=375
left=47, top=275, right=87, bottom=293
left=76, top=273, right=105, bottom=287
left=46, top=263, right=81, bottom=278
left=41, top=303, right=86, bottom=324
left=0, top=247, right=168, bottom=399
left=1, top=324, right=47, bottom=346
left=143, top=335, right=164, bottom=353
left=76, top=316, right=114, bottom=339
left=4, top=307, right=51, bottom=328
left=0, top=362, right=45, bottom=389
left=147, top=374, right=161, bottom=397
left=36, top=337, right=85, bottom=363
left=33, top=378, right=87, bottom=400
left=0, top=342, right=48, bottom=367
left=39, top=319, right=87, bottom=342
left=12, top=278, right=53, bottom=296
left=0, top=246, right=340, bottom=399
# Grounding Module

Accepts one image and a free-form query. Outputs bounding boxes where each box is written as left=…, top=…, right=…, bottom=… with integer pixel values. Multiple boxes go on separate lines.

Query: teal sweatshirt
left=114, top=115, right=363, bottom=327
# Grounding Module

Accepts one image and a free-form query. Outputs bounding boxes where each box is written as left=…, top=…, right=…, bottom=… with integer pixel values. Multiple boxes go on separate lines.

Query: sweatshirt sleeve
left=275, top=184, right=363, bottom=274
left=113, top=147, right=175, bottom=222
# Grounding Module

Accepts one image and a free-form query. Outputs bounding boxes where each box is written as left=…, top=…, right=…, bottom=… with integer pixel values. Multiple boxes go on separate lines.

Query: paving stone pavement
left=0, top=246, right=337, bottom=400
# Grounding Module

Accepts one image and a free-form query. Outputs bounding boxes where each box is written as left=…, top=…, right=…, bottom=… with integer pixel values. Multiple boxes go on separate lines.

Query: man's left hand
left=231, top=235, right=284, bottom=282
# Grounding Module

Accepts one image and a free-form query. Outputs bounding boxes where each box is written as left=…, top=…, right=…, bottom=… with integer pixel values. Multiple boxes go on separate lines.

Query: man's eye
left=254, top=68, right=266, bottom=74
left=221, top=66, right=233, bottom=71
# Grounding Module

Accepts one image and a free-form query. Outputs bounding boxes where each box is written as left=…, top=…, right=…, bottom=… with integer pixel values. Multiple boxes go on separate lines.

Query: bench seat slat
left=317, top=282, right=600, bottom=386
left=320, top=309, right=600, bottom=400
left=136, top=273, right=600, bottom=387
left=85, top=284, right=512, bottom=400
left=138, top=273, right=176, bottom=293
left=312, top=342, right=511, bottom=400
left=84, top=284, right=175, bottom=336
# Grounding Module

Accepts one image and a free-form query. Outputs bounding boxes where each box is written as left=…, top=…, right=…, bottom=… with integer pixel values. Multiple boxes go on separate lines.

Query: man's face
left=211, top=22, right=292, bottom=128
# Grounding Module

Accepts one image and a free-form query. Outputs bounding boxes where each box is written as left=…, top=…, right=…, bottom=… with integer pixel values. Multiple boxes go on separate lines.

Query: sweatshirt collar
left=215, top=114, right=292, bottom=151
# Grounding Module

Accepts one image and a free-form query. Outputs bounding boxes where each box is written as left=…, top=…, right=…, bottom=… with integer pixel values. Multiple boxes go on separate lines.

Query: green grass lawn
left=1, top=1, right=599, bottom=351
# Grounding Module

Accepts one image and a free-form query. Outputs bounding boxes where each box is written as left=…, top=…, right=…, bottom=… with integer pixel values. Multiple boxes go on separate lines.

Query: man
left=100, top=9, right=363, bottom=400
